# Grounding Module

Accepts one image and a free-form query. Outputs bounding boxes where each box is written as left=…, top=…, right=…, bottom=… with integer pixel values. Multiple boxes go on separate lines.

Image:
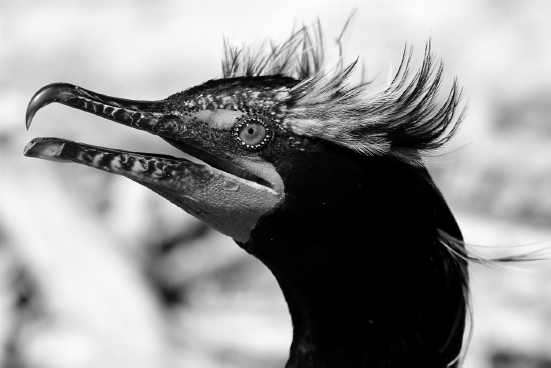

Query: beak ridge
left=25, top=83, right=189, bottom=139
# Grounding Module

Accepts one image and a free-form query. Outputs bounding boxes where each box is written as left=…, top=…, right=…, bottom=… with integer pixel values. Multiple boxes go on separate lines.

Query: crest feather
left=221, top=19, right=465, bottom=166
left=222, top=19, right=326, bottom=80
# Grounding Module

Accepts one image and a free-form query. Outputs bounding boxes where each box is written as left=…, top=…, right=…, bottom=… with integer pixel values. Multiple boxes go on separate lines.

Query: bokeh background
left=1, top=1, right=550, bottom=367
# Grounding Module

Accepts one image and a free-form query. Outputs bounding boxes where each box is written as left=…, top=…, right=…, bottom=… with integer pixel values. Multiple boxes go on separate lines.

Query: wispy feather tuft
left=221, top=17, right=465, bottom=166
left=222, top=19, right=326, bottom=80
left=437, top=229, right=551, bottom=366
left=438, top=230, right=551, bottom=275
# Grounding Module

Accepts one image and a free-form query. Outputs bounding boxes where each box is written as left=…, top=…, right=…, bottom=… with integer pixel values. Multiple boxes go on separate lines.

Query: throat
left=266, top=249, right=465, bottom=368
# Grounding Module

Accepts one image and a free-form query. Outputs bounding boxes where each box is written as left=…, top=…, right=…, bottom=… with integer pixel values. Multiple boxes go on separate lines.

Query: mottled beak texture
left=24, top=83, right=285, bottom=242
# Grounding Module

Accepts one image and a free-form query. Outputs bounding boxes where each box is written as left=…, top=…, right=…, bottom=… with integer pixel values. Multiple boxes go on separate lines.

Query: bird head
left=24, top=76, right=298, bottom=243
left=24, top=41, right=462, bottom=243
left=24, top=25, right=468, bottom=366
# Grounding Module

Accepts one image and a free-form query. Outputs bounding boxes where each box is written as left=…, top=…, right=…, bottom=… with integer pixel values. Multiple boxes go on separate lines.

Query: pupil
left=248, top=128, right=255, bottom=135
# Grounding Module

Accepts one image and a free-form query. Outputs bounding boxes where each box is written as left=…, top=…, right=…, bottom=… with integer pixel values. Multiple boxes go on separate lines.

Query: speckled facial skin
left=164, top=76, right=295, bottom=120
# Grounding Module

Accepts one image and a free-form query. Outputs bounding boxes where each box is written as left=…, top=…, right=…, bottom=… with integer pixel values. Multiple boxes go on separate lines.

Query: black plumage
left=244, top=144, right=468, bottom=367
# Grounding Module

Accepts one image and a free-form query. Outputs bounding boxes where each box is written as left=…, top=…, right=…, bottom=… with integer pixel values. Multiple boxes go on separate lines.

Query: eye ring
left=232, top=116, right=273, bottom=152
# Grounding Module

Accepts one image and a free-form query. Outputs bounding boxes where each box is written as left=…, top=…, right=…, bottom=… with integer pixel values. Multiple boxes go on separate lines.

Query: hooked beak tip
left=25, top=82, right=82, bottom=131
left=25, top=110, right=34, bottom=130
left=25, top=92, right=39, bottom=130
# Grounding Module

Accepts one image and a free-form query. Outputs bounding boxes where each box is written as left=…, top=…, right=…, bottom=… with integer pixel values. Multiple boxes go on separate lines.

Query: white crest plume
left=222, top=17, right=465, bottom=166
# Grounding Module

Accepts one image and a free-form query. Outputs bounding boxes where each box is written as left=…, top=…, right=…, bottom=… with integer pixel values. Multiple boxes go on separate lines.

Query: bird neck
left=267, top=235, right=463, bottom=368
left=244, top=145, right=466, bottom=368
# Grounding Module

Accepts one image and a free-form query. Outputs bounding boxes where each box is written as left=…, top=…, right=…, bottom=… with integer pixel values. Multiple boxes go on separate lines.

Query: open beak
left=24, top=83, right=283, bottom=243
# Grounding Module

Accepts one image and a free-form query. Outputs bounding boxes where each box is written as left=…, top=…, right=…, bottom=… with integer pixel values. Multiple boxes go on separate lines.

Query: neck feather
left=243, top=146, right=467, bottom=368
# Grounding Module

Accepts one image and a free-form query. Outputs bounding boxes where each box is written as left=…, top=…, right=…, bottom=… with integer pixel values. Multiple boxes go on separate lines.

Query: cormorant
left=24, top=26, right=471, bottom=367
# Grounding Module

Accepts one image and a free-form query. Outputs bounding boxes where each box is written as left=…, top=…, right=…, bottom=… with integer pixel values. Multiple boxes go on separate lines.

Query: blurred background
left=1, top=1, right=550, bottom=367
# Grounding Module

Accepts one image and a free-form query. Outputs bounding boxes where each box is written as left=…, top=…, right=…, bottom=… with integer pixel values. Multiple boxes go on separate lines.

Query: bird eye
left=233, top=117, right=272, bottom=151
